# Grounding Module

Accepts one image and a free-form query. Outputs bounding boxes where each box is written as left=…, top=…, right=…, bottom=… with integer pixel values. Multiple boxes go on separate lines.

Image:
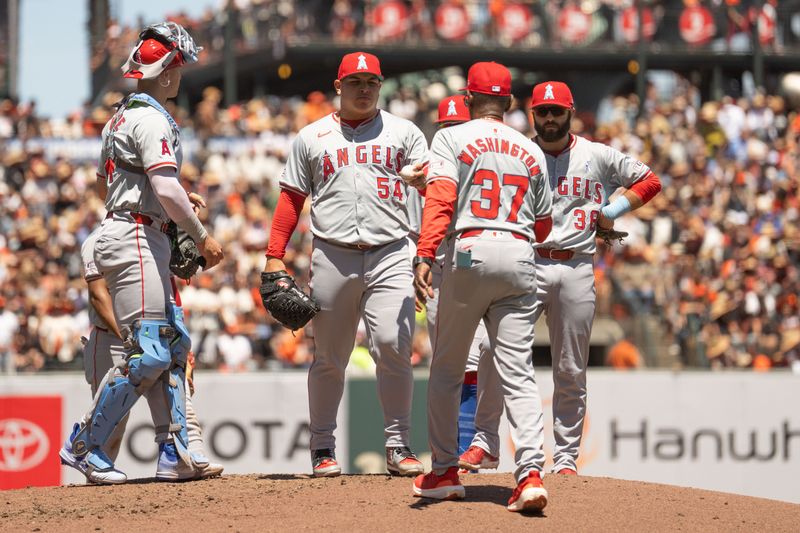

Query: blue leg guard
left=458, top=381, right=478, bottom=455
left=71, top=319, right=174, bottom=456
left=161, top=304, right=192, bottom=465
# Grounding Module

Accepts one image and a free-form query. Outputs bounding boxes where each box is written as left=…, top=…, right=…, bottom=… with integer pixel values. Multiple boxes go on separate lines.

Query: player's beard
left=534, top=114, right=571, bottom=143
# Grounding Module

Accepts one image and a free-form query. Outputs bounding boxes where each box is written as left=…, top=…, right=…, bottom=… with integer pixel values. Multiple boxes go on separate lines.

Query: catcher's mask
left=122, top=21, right=202, bottom=79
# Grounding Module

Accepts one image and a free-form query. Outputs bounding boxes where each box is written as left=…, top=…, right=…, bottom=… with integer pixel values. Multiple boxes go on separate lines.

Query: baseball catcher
left=167, top=222, right=206, bottom=280
left=259, top=271, right=320, bottom=330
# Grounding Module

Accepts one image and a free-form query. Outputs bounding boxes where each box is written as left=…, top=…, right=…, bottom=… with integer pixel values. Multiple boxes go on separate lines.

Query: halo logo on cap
left=338, top=52, right=383, bottom=80
left=530, top=81, right=574, bottom=109
left=436, top=95, right=470, bottom=123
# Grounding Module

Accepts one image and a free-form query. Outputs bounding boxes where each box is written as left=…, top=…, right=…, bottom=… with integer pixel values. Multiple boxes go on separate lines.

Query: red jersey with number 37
left=426, top=118, right=552, bottom=240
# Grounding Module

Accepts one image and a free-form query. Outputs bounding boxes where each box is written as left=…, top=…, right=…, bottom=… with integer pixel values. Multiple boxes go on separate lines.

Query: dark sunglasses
left=533, top=106, right=567, bottom=118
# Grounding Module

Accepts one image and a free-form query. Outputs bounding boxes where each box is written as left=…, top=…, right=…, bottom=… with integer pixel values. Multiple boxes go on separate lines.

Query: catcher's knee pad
left=125, top=319, right=175, bottom=388
left=72, top=368, right=140, bottom=456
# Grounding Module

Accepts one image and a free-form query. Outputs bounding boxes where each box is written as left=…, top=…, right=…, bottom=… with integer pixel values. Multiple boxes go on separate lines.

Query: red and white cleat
left=412, top=467, right=465, bottom=500
left=311, top=448, right=342, bottom=478
left=458, top=445, right=499, bottom=470
left=507, top=471, right=548, bottom=512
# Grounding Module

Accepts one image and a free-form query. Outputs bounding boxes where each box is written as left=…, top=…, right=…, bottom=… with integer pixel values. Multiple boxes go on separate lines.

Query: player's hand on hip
left=399, top=162, right=428, bottom=190
left=198, top=235, right=224, bottom=269
left=597, top=212, right=614, bottom=230
left=264, top=257, right=287, bottom=273
left=413, top=263, right=434, bottom=307
left=188, top=192, right=207, bottom=215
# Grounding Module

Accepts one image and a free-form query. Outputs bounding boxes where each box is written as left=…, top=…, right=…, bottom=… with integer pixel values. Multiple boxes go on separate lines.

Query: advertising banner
left=3, top=370, right=798, bottom=503
left=0, top=396, right=62, bottom=489
left=0, top=372, right=342, bottom=487
left=491, top=371, right=800, bottom=503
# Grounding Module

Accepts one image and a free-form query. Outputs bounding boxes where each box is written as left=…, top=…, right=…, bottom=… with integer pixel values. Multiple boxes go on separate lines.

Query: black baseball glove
left=166, top=222, right=206, bottom=280
left=259, top=270, right=320, bottom=330
left=596, top=226, right=629, bottom=246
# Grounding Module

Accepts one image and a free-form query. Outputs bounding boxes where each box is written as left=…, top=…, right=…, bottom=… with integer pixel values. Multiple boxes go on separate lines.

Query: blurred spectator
left=0, top=296, right=18, bottom=372
left=217, top=323, right=254, bottom=372
left=606, top=337, right=643, bottom=370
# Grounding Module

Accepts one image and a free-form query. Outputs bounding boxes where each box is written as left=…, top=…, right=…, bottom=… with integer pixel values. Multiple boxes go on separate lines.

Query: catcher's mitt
left=596, top=226, right=629, bottom=246
left=259, top=270, right=320, bottom=330
left=166, top=222, right=206, bottom=280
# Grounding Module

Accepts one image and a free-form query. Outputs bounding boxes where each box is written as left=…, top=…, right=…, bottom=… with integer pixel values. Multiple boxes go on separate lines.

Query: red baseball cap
left=463, top=62, right=511, bottom=96
left=436, top=95, right=470, bottom=124
left=530, top=81, right=573, bottom=109
left=122, top=38, right=184, bottom=79
left=338, top=52, right=383, bottom=80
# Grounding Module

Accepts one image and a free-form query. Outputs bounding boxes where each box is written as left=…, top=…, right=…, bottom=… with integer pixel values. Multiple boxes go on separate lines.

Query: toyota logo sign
left=0, top=418, right=51, bottom=472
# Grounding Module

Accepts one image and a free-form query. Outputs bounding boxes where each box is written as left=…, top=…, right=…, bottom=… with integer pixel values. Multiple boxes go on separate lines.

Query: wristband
left=601, top=196, right=632, bottom=221
left=413, top=256, right=433, bottom=268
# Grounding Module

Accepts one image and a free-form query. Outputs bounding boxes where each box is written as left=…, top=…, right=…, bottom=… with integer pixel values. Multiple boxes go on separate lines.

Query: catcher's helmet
left=122, top=21, right=202, bottom=79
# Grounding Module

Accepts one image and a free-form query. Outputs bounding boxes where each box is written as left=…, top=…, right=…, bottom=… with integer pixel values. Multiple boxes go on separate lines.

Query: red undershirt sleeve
left=266, top=188, right=308, bottom=259
left=629, top=171, right=662, bottom=204
left=416, top=180, right=457, bottom=259
left=534, top=215, right=553, bottom=243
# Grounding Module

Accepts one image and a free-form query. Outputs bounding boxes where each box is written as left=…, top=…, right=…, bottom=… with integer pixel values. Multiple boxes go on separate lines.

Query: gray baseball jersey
left=538, top=134, right=651, bottom=253
left=427, top=118, right=552, bottom=239
left=97, top=102, right=182, bottom=221
left=280, top=110, right=428, bottom=246
left=282, top=109, right=427, bottom=456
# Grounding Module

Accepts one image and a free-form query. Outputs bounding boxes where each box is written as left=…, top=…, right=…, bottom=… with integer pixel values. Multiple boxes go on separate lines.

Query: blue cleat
left=59, top=423, right=127, bottom=485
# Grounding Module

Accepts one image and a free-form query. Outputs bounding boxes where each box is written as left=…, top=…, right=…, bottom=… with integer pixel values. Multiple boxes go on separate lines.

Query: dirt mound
left=2, top=474, right=797, bottom=532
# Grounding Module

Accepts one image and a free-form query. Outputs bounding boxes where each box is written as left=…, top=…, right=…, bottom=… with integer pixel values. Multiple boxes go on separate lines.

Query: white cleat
left=191, top=451, right=224, bottom=479
left=155, top=442, right=196, bottom=481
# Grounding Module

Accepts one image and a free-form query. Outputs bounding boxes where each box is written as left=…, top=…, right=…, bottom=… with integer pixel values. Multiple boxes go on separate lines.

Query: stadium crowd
left=1, top=72, right=798, bottom=374
left=92, top=0, right=799, bottom=86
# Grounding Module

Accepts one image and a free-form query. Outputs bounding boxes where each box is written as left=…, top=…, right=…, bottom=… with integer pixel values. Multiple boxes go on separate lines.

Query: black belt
left=114, top=159, right=146, bottom=175
left=536, top=248, right=575, bottom=261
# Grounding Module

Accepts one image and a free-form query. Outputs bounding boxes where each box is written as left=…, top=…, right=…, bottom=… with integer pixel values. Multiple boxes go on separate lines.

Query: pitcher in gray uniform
left=59, top=21, right=223, bottom=484
left=411, top=62, right=553, bottom=512
left=80, top=227, right=223, bottom=480
left=264, top=52, right=427, bottom=478
left=459, top=81, right=662, bottom=475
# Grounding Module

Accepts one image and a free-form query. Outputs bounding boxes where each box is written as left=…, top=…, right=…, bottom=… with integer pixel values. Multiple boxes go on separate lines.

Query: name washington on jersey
left=456, top=137, right=541, bottom=176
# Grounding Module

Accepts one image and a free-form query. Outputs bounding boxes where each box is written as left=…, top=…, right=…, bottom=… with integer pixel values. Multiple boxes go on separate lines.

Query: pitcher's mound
left=2, top=473, right=797, bottom=532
